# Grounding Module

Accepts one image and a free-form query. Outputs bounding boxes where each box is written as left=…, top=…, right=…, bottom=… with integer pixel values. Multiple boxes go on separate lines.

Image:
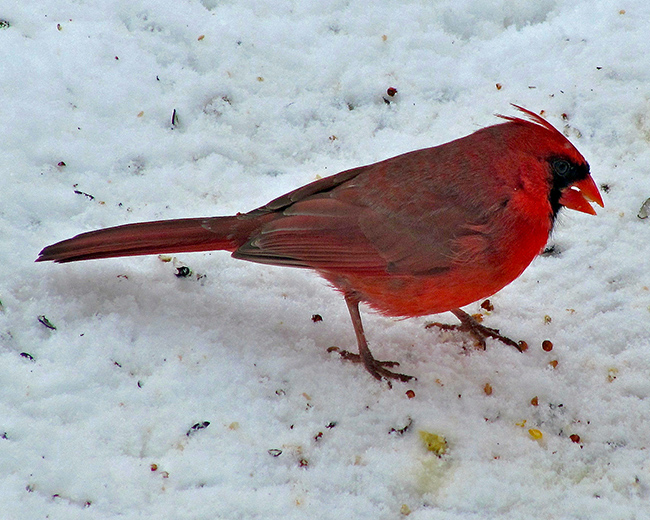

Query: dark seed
left=38, top=315, right=57, bottom=330
left=480, top=299, right=494, bottom=311
left=389, top=416, right=413, bottom=435
left=186, top=421, right=210, bottom=436
left=175, top=266, right=191, bottom=277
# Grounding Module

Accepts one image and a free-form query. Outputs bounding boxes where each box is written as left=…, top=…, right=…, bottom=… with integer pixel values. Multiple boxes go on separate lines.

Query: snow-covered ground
left=2, top=1, right=650, bottom=518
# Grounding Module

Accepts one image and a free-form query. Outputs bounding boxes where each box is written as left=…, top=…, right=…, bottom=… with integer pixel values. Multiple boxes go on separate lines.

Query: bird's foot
left=425, top=309, right=526, bottom=352
left=327, top=347, right=415, bottom=382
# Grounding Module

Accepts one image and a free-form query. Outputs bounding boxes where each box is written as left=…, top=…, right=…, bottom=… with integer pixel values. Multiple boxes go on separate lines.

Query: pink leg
left=328, top=295, right=415, bottom=382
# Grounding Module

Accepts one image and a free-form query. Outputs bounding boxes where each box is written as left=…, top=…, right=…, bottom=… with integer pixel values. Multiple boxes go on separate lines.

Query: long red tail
left=36, top=215, right=259, bottom=263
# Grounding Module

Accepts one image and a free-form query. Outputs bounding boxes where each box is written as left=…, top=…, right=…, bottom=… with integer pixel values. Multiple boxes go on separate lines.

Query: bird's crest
left=498, top=104, right=567, bottom=140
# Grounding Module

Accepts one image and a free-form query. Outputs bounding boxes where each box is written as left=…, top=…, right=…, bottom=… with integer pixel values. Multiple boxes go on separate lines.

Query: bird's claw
left=426, top=310, right=526, bottom=353
left=327, top=346, right=415, bottom=382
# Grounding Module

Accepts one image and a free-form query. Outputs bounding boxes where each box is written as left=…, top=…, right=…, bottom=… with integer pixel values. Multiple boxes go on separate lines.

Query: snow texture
left=1, top=1, right=650, bottom=518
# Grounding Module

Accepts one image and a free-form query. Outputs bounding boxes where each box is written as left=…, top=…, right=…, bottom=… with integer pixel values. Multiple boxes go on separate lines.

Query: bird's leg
left=327, top=295, right=415, bottom=382
left=426, top=308, right=525, bottom=352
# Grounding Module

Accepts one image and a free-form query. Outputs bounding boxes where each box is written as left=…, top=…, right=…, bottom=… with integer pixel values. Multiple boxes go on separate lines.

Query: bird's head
left=499, top=105, right=604, bottom=217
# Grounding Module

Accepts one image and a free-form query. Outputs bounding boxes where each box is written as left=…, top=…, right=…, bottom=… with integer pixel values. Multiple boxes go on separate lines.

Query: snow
left=2, top=0, right=650, bottom=518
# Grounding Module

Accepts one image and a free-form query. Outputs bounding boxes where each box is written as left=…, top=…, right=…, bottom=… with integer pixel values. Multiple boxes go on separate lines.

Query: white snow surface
left=2, top=1, right=650, bottom=518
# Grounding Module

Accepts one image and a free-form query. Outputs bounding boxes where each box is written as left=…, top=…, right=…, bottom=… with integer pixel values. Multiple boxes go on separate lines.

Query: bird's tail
left=36, top=215, right=261, bottom=263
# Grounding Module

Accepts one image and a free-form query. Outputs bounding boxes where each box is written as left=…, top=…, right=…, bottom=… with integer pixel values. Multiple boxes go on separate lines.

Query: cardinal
left=37, top=105, right=603, bottom=382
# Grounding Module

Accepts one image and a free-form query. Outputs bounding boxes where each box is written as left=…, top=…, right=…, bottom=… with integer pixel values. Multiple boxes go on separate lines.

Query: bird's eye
left=553, top=159, right=571, bottom=177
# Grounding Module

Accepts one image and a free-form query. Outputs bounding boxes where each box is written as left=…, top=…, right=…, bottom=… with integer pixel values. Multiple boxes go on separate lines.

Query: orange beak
left=559, top=175, right=604, bottom=215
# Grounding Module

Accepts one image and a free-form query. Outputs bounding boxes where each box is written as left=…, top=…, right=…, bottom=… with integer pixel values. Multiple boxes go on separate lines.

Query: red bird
left=37, top=106, right=603, bottom=382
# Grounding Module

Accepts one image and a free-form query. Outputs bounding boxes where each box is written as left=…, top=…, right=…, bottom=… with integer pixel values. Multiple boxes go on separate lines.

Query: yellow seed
left=400, top=504, right=411, bottom=516
left=529, top=429, right=543, bottom=440
left=516, top=419, right=527, bottom=427
left=418, top=430, right=448, bottom=456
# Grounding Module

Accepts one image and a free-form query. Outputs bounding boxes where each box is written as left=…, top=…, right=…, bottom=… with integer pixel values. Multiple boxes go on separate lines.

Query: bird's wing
left=232, top=152, right=499, bottom=276
left=233, top=196, right=396, bottom=274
